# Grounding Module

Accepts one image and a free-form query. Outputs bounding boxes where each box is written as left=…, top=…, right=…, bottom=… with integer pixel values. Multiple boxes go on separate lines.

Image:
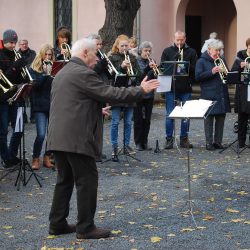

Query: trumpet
left=42, top=60, right=53, bottom=75
left=178, top=44, right=184, bottom=61
left=124, top=51, right=134, bottom=76
left=214, top=57, right=228, bottom=84
left=243, top=56, right=250, bottom=73
left=61, top=42, right=71, bottom=61
left=14, top=49, right=34, bottom=82
left=146, top=55, right=161, bottom=76
left=97, top=49, right=119, bottom=75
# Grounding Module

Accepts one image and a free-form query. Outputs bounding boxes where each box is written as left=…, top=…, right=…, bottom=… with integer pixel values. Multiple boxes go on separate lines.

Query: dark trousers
left=49, top=151, right=98, bottom=234
left=204, top=114, right=225, bottom=144
left=134, top=98, right=154, bottom=146
left=238, top=112, right=250, bottom=146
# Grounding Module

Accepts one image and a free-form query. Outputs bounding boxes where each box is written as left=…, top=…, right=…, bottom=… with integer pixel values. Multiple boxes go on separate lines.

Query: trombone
left=146, top=55, right=161, bottom=76
left=0, top=71, right=17, bottom=101
left=61, top=42, right=71, bottom=61
left=14, top=49, right=34, bottom=82
left=214, top=57, right=228, bottom=84
left=124, top=51, right=134, bottom=76
left=97, top=49, right=119, bottom=75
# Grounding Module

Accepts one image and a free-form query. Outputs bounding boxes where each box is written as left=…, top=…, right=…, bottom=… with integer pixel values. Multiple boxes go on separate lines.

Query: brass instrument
left=214, top=57, right=228, bottom=84
left=146, top=55, right=161, bottom=76
left=42, top=60, right=53, bottom=75
left=124, top=51, right=134, bottom=76
left=14, top=49, right=34, bottom=82
left=243, top=56, right=250, bottom=72
left=0, top=71, right=17, bottom=101
left=98, top=49, right=119, bottom=75
left=178, top=44, right=184, bottom=61
left=61, top=42, right=71, bottom=61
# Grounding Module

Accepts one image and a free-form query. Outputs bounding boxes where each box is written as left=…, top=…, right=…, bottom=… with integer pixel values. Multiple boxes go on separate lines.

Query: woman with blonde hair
left=29, top=44, right=55, bottom=169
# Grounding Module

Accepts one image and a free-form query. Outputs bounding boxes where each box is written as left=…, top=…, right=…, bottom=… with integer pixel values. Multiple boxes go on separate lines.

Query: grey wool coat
left=47, top=57, right=144, bottom=159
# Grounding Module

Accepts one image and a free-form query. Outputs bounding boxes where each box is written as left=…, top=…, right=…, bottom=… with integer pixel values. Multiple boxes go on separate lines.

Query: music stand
left=160, top=61, right=190, bottom=150
left=12, top=84, right=43, bottom=190
left=51, top=60, right=68, bottom=77
left=169, top=99, right=215, bottom=227
left=219, top=71, right=248, bottom=157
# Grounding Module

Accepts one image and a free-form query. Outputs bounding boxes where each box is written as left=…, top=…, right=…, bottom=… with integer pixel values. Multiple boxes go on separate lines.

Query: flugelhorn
left=243, top=56, right=250, bottom=73
left=146, top=55, right=161, bottom=76
left=98, top=49, right=119, bottom=75
left=14, top=49, right=34, bottom=82
left=124, top=51, right=134, bottom=76
left=214, top=57, right=228, bottom=84
left=61, top=42, right=71, bottom=61
left=42, top=60, right=53, bottom=75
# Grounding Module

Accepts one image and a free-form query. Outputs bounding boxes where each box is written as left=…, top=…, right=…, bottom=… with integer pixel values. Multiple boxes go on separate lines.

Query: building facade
left=0, top=0, right=249, bottom=67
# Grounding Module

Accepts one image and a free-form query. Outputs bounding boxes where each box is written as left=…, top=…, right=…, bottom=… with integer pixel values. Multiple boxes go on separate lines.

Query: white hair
left=207, top=39, right=224, bottom=50
left=71, top=38, right=96, bottom=57
left=209, top=32, right=218, bottom=39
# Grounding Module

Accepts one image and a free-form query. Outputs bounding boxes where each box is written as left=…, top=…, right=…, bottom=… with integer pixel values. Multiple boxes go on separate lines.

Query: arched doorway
left=176, top=0, right=237, bottom=66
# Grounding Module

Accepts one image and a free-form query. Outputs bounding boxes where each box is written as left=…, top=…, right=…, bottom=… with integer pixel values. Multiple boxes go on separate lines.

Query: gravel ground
left=0, top=105, right=250, bottom=250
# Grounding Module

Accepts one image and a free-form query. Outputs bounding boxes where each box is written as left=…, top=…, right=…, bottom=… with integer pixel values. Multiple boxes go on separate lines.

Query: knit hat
left=3, top=29, right=18, bottom=44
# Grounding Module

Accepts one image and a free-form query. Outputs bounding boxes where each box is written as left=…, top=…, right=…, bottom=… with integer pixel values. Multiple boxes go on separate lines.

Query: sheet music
left=248, top=85, right=250, bottom=102
left=169, top=99, right=213, bottom=118
left=15, top=107, right=23, bottom=132
left=156, top=75, right=172, bottom=92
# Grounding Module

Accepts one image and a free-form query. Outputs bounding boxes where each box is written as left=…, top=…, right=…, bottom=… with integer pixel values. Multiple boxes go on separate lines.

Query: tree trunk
left=99, top=0, right=141, bottom=53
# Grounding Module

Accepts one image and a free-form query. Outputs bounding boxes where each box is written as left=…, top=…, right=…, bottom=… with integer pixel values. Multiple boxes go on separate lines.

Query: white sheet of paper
left=169, top=99, right=213, bottom=118
left=248, top=85, right=250, bottom=102
left=156, top=75, right=172, bottom=93
left=15, top=107, right=23, bottom=132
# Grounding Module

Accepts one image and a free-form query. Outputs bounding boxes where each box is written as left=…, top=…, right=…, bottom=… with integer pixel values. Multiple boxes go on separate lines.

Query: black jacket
left=18, top=48, right=36, bottom=68
left=160, top=44, right=197, bottom=93
left=231, top=49, right=250, bottom=114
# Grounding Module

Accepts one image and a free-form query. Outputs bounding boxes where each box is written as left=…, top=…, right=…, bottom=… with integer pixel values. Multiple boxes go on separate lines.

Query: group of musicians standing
left=0, top=27, right=250, bottom=170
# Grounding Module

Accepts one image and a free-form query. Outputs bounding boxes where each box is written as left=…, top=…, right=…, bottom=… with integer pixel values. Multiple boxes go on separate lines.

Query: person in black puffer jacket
left=29, top=44, right=55, bottom=170
left=195, top=39, right=230, bottom=151
left=0, top=29, right=25, bottom=168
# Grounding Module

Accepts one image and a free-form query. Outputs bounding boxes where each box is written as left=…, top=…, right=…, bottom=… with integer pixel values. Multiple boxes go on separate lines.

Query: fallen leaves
left=150, top=236, right=162, bottom=243
left=226, top=208, right=240, bottom=213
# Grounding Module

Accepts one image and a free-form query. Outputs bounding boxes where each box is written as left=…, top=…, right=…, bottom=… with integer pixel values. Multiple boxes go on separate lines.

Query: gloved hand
left=12, top=58, right=26, bottom=70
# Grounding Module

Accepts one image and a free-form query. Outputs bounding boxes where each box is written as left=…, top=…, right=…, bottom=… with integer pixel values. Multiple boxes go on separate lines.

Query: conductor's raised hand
left=140, top=76, right=160, bottom=93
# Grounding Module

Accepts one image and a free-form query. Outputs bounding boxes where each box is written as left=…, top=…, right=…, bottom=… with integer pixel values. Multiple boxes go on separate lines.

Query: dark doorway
left=185, top=16, right=202, bottom=57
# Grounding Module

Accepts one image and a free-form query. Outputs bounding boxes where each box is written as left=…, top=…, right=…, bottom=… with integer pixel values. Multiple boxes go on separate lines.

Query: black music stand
left=12, top=84, right=43, bottom=190
left=160, top=61, right=190, bottom=150
left=219, top=71, right=248, bottom=157
left=169, top=99, right=215, bottom=227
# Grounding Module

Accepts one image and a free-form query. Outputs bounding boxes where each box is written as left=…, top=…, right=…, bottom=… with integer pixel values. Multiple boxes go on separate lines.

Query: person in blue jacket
left=29, top=44, right=55, bottom=169
left=195, top=39, right=230, bottom=150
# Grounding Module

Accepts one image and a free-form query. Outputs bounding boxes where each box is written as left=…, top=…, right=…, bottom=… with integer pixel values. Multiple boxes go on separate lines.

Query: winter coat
left=195, top=51, right=231, bottom=115
left=160, top=43, right=197, bottom=93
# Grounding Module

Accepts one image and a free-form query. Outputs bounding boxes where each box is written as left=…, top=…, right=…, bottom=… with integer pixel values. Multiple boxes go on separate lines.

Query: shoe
left=180, top=137, right=193, bottom=148
left=9, top=157, right=21, bottom=166
left=164, top=137, right=173, bottom=149
left=76, top=227, right=111, bottom=239
left=206, top=143, right=216, bottom=151
left=125, top=145, right=136, bottom=155
left=213, top=143, right=224, bottom=149
left=32, top=158, right=40, bottom=170
left=143, top=143, right=152, bottom=151
left=49, top=224, right=76, bottom=235
left=2, top=160, right=14, bottom=169
left=43, top=155, right=54, bottom=168
left=136, top=144, right=144, bottom=151
left=112, top=146, right=119, bottom=162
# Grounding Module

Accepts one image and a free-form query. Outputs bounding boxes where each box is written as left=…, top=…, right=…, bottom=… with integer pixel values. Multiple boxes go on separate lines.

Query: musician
left=128, top=36, right=138, bottom=57
left=0, top=29, right=25, bottom=168
left=108, top=34, right=141, bottom=161
left=18, top=39, right=36, bottom=123
left=53, top=26, right=72, bottom=61
left=47, top=37, right=159, bottom=239
left=195, top=39, right=230, bottom=150
left=134, top=41, right=156, bottom=151
left=231, top=37, right=250, bottom=148
left=160, top=30, right=197, bottom=149
left=201, top=32, right=224, bottom=57
left=29, top=44, right=55, bottom=170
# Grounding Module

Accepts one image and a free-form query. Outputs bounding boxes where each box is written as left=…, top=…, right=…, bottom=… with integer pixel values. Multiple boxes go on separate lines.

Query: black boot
left=164, top=137, right=173, bottom=149
left=112, top=146, right=118, bottom=162
left=180, top=137, right=193, bottom=148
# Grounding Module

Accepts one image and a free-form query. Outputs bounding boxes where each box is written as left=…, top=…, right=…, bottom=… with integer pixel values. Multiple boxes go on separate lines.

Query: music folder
left=51, top=60, right=68, bottom=77
left=226, top=71, right=240, bottom=84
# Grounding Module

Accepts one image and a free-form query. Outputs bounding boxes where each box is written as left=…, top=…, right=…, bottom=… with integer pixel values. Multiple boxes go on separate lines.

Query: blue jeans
left=110, top=107, right=133, bottom=147
left=0, top=103, right=22, bottom=162
left=33, top=112, right=49, bottom=158
left=165, top=92, right=191, bottom=138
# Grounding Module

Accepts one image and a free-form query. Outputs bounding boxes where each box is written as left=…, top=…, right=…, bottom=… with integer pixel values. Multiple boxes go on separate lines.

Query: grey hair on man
left=71, top=38, right=96, bottom=57
left=207, top=39, right=224, bottom=50
left=138, top=41, right=153, bottom=55
left=85, top=34, right=101, bottom=41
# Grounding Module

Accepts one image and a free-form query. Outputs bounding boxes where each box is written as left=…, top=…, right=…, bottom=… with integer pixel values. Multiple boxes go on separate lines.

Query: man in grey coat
left=47, top=38, right=159, bottom=239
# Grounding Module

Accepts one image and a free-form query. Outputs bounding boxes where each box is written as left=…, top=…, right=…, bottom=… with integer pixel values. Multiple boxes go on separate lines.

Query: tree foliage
left=99, top=0, right=141, bottom=52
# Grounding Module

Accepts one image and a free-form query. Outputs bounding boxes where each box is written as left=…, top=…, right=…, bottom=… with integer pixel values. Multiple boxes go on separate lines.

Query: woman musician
left=29, top=44, right=55, bottom=170
left=231, top=37, right=250, bottom=148
left=108, top=34, right=141, bottom=161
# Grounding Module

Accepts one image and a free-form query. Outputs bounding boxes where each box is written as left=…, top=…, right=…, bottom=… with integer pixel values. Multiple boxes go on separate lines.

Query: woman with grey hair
left=195, top=39, right=230, bottom=150
left=134, top=41, right=157, bottom=151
